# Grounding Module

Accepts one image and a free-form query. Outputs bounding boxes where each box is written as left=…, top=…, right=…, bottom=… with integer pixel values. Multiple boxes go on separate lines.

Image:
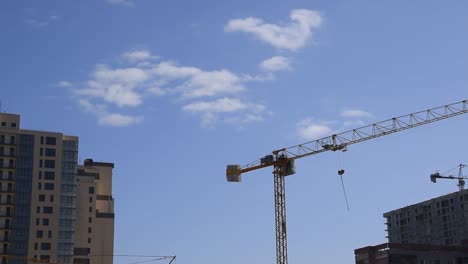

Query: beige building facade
left=74, top=159, right=114, bottom=264
left=0, top=113, right=114, bottom=264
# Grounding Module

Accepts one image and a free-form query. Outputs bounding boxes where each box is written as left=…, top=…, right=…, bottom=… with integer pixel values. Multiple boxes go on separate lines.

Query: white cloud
left=225, top=9, right=322, bottom=51
left=147, top=87, right=167, bottom=96
left=79, top=99, right=143, bottom=127
left=57, top=81, right=72, bottom=88
left=341, top=109, right=372, bottom=118
left=183, top=98, right=267, bottom=126
left=260, top=56, right=291, bottom=72
left=123, top=50, right=156, bottom=63
left=98, top=113, right=143, bottom=126
left=153, top=62, right=245, bottom=98
left=106, top=0, right=135, bottom=6
left=297, top=118, right=333, bottom=141
left=76, top=65, right=148, bottom=107
left=73, top=49, right=272, bottom=126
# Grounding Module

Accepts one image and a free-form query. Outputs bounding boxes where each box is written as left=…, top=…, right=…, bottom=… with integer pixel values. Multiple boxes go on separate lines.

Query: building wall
left=384, top=189, right=468, bottom=246
left=0, top=113, right=113, bottom=264
left=74, top=160, right=114, bottom=264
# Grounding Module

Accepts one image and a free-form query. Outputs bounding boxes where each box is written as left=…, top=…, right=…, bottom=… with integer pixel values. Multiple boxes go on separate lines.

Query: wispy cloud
left=73, top=49, right=273, bottom=127
left=57, top=81, right=72, bottom=88
left=79, top=99, right=143, bottom=127
left=225, top=9, right=322, bottom=51
left=297, top=118, right=334, bottom=141
left=182, top=97, right=267, bottom=126
left=153, top=62, right=245, bottom=98
left=25, top=15, right=58, bottom=27
left=123, top=50, right=158, bottom=63
left=341, top=109, right=372, bottom=118
left=106, top=0, right=135, bottom=6
left=260, top=56, right=291, bottom=72
left=297, top=110, right=373, bottom=140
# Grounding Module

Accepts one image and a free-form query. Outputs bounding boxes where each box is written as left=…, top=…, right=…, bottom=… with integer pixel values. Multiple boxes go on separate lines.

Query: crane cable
left=337, top=152, right=350, bottom=211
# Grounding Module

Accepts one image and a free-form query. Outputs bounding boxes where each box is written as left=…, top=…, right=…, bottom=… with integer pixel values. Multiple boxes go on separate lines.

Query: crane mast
left=226, top=99, right=468, bottom=264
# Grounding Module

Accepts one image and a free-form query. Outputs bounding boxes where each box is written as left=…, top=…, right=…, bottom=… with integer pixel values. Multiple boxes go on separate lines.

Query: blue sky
left=2, top=1, right=468, bottom=263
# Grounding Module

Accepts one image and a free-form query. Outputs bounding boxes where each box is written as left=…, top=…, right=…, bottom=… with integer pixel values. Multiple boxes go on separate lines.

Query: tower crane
left=226, top=99, right=468, bottom=264
left=430, top=164, right=468, bottom=191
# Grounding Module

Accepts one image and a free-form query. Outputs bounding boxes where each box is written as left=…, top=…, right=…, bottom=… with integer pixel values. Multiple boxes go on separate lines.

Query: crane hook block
left=226, top=165, right=242, bottom=182
left=338, top=169, right=345, bottom=176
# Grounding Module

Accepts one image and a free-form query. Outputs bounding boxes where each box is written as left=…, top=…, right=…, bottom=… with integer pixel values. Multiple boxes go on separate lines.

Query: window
left=87, top=238, right=91, bottom=244
left=89, top=207, right=92, bottom=213
left=0, top=122, right=5, bottom=127
left=88, top=217, right=92, bottom=223
left=44, top=183, right=54, bottom=190
left=42, top=218, right=49, bottom=226
left=39, top=160, right=43, bottom=168
left=49, top=195, right=54, bottom=203
left=45, top=137, right=56, bottom=145
left=34, top=243, right=38, bottom=250
left=88, top=187, right=94, bottom=194
left=40, top=136, right=44, bottom=145
left=38, top=182, right=41, bottom=190
left=43, top=207, right=53, bottom=214
left=11, top=123, right=16, bottom=128
left=40, top=255, right=50, bottom=261
left=44, top=160, right=55, bottom=169
left=88, top=227, right=92, bottom=233
left=44, top=171, right=54, bottom=180
left=40, top=243, right=51, bottom=250
left=45, top=148, right=56, bottom=157
left=48, top=231, right=52, bottom=238
left=36, top=218, right=40, bottom=226
left=38, top=171, right=42, bottom=179
left=40, top=148, right=43, bottom=156
left=10, top=136, right=14, bottom=144
left=36, top=206, right=40, bottom=213
left=89, top=197, right=93, bottom=203
left=36, top=230, right=43, bottom=238
left=38, top=195, right=45, bottom=202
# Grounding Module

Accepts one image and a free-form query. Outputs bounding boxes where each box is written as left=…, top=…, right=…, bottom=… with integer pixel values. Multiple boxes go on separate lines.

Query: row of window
left=0, top=135, right=15, bottom=144
left=36, top=218, right=50, bottom=226
left=38, top=171, right=55, bottom=180
left=37, top=182, right=55, bottom=191
left=40, top=136, right=56, bottom=146
left=36, top=206, right=53, bottom=214
left=36, top=230, right=52, bottom=239
left=38, top=194, right=54, bottom=203
left=39, top=148, right=56, bottom=157
left=39, top=159, right=55, bottom=169
left=0, top=122, right=16, bottom=128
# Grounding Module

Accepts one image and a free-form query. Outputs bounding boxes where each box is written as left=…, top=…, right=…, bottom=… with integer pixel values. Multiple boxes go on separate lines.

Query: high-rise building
left=384, top=189, right=468, bottom=246
left=0, top=113, right=114, bottom=264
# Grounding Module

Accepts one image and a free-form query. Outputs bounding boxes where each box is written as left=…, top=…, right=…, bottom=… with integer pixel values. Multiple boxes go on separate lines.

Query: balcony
left=0, top=141, right=15, bottom=147
left=0, top=176, right=14, bottom=182
left=0, top=165, right=14, bottom=170
left=0, top=188, right=13, bottom=194
left=0, top=213, right=13, bottom=219
left=0, top=153, right=14, bottom=159
left=0, top=223, right=11, bottom=230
